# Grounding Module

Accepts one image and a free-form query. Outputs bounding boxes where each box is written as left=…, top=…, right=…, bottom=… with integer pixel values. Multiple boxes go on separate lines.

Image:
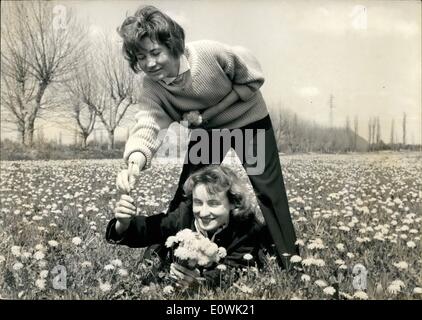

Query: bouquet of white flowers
left=165, top=229, right=227, bottom=269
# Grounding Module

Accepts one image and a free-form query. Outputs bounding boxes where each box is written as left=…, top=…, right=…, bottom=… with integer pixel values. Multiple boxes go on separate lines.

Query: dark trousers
left=164, top=115, right=298, bottom=267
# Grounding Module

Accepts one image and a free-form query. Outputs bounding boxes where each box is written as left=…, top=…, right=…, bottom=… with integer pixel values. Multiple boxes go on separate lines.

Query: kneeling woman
left=106, top=165, right=273, bottom=287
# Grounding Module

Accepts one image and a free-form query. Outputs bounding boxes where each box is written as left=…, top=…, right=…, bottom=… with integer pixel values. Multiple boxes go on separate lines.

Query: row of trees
left=1, top=1, right=140, bottom=150
left=270, top=107, right=413, bottom=153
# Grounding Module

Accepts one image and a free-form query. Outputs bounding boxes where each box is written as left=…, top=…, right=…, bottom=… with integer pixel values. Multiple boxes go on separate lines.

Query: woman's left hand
left=170, top=262, right=204, bottom=287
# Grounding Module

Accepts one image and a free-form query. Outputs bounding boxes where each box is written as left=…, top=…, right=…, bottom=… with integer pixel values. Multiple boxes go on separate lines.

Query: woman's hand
left=170, top=262, right=204, bottom=287
left=114, top=194, right=137, bottom=234
left=116, top=152, right=146, bottom=193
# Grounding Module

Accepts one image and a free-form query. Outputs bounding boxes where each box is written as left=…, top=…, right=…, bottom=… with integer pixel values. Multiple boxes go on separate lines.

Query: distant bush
left=0, top=139, right=124, bottom=161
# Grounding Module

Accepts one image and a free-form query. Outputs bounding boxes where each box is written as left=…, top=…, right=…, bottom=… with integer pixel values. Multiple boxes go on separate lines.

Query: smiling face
left=192, top=184, right=233, bottom=234
left=135, top=37, right=180, bottom=81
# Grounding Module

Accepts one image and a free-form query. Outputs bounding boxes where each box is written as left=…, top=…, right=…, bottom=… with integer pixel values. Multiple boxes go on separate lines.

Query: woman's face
left=192, top=184, right=233, bottom=233
left=135, top=37, right=179, bottom=81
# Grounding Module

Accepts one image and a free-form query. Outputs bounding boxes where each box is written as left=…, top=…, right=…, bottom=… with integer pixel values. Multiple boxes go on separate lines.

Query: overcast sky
left=2, top=0, right=421, bottom=144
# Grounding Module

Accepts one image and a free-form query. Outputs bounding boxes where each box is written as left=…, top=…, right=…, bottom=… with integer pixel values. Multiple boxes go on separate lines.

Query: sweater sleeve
left=105, top=202, right=191, bottom=248
left=123, top=83, right=173, bottom=169
left=214, top=41, right=265, bottom=101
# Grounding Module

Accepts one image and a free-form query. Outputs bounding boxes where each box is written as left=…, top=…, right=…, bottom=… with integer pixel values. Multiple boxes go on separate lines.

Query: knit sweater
left=124, top=40, right=269, bottom=168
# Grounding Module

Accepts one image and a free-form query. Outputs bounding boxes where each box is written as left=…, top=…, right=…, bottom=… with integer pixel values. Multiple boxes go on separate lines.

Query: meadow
left=0, top=153, right=421, bottom=300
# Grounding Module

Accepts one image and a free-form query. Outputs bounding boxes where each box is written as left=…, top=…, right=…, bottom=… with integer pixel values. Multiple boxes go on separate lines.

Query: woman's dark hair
left=183, top=165, right=254, bottom=222
left=117, top=5, right=185, bottom=73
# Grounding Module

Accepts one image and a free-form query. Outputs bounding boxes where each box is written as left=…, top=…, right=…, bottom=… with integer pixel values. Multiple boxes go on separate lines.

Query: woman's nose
left=199, top=206, right=211, bottom=217
left=146, top=56, right=156, bottom=68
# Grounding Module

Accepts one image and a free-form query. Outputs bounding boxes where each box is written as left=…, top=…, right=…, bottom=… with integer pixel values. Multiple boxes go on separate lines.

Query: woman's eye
left=137, top=55, right=146, bottom=60
left=208, top=201, right=220, bottom=207
left=193, top=200, right=202, bottom=205
left=152, top=51, right=160, bottom=57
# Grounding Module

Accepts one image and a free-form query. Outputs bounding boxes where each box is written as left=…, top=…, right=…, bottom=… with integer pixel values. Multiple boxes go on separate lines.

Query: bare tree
left=65, top=64, right=98, bottom=149
left=402, top=112, right=407, bottom=146
left=368, top=118, right=372, bottom=151
left=354, top=115, right=359, bottom=151
left=376, top=117, right=381, bottom=145
left=85, top=35, right=139, bottom=149
left=1, top=1, right=86, bottom=146
left=390, top=118, right=395, bottom=149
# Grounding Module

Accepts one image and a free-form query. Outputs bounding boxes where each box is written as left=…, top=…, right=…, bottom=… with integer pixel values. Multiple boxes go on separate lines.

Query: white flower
left=336, top=243, right=345, bottom=252
left=323, top=286, right=336, bottom=296
left=353, top=290, right=368, bottom=300
left=307, top=238, right=325, bottom=250
left=165, top=236, right=178, bottom=248
left=35, top=278, right=46, bottom=290
left=391, top=280, right=405, bottom=288
left=81, top=261, right=92, bottom=268
left=216, top=264, right=227, bottom=272
left=33, top=251, right=45, bottom=261
left=290, top=255, right=302, bottom=263
left=141, top=286, right=150, bottom=294
left=393, top=261, right=409, bottom=270
left=295, top=239, right=305, bottom=246
left=243, top=253, right=253, bottom=261
left=0, top=255, right=5, bottom=263
left=35, top=244, right=45, bottom=251
left=301, top=274, right=311, bottom=282
left=11, top=246, right=21, bottom=257
left=314, top=279, right=328, bottom=288
left=13, top=262, right=24, bottom=271
left=118, top=268, right=128, bottom=277
left=38, top=260, right=47, bottom=268
left=111, top=259, right=122, bottom=267
left=163, top=285, right=175, bottom=295
left=313, top=259, right=326, bottom=267
left=72, top=237, right=82, bottom=246
left=335, top=259, right=345, bottom=265
left=346, top=253, right=355, bottom=259
left=235, top=283, right=253, bottom=294
left=301, top=258, right=315, bottom=266
left=104, top=264, right=115, bottom=271
left=99, top=281, right=111, bottom=292
left=412, top=287, right=422, bottom=294
left=406, top=241, right=416, bottom=248
left=48, top=240, right=59, bottom=247
left=40, top=270, right=49, bottom=279
left=387, top=284, right=401, bottom=295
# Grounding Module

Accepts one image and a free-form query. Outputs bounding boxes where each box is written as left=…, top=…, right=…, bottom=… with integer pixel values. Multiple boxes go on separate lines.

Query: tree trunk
left=107, top=130, right=115, bottom=150
left=82, top=134, right=88, bottom=149
left=24, top=120, right=35, bottom=147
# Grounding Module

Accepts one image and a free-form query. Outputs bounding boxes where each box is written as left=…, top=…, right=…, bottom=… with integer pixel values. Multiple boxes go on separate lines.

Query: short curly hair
left=117, top=5, right=185, bottom=73
left=183, top=165, right=254, bottom=222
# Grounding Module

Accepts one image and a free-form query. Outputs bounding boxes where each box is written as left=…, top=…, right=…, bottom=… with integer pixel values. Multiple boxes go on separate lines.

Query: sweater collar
left=161, top=54, right=190, bottom=85
left=193, top=218, right=228, bottom=242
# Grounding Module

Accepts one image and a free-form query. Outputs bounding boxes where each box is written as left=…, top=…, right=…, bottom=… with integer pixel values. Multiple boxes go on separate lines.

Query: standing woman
left=115, top=5, right=298, bottom=267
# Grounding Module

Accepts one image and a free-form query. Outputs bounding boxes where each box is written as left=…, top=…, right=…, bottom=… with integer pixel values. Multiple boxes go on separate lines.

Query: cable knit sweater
left=124, top=40, right=269, bottom=168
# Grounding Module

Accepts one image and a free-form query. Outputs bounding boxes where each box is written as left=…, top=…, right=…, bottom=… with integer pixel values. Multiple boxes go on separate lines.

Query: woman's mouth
left=148, top=68, right=161, bottom=75
left=200, top=217, right=214, bottom=225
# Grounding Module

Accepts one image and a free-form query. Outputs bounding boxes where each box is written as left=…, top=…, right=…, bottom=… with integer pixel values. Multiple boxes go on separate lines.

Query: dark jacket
left=105, top=201, right=273, bottom=287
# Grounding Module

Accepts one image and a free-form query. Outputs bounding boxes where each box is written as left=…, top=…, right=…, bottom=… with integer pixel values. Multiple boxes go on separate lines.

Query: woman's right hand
left=114, top=194, right=137, bottom=234
left=116, top=152, right=146, bottom=193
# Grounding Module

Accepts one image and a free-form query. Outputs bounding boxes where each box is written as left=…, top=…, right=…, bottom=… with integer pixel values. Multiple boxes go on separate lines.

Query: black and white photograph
left=0, top=0, right=421, bottom=302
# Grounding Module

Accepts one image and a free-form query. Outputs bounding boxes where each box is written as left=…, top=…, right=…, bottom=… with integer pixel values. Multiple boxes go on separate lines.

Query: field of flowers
left=0, top=153, right=421, bottom=300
